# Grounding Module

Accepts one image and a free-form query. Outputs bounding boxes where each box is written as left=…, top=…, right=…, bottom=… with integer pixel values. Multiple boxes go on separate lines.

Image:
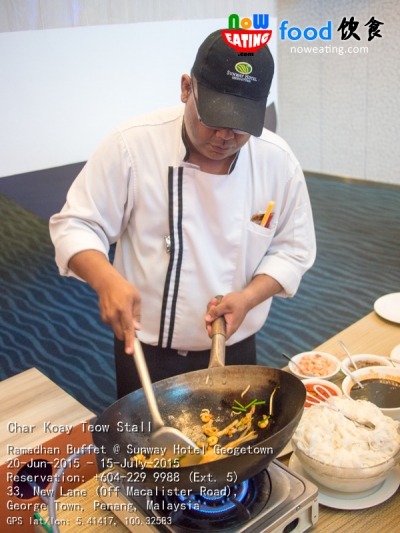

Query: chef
left=50, top=30, right=316, bottom=398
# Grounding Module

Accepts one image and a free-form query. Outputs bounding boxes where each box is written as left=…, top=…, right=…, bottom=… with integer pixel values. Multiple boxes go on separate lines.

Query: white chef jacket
left=49, top=105, right=316, bottom=351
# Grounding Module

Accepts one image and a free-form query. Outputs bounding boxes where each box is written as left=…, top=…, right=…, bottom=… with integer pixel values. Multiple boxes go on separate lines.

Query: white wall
left=0, top=15, right=278, bottom=178
left=4, top=1, right=397, bottom=185
left=277, top=0, right=400, bottom=185
left=0, top=20, right=223, bottom=176
left=0, top=0, right=278, bottom=178
left=0, top=0, right=277, bottom=32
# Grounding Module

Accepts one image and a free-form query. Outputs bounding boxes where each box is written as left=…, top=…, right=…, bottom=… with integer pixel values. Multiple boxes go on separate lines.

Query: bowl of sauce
left=302, top=379, right=342, bottom=408
left=342, top=367, right=400, bottom=420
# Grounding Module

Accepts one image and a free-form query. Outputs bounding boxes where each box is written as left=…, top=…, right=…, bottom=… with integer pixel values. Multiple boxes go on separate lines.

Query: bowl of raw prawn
left=289, top=352, right=340, bottom=381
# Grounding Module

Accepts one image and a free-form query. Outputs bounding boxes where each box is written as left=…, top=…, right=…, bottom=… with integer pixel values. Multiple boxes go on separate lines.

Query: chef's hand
left=204, top=293, right=249, bottom=341
left=68, top=250, right=141, bottom=354
left=204, top=275, right=284, bottom=340
left=97, top=276, right=141, bottom=355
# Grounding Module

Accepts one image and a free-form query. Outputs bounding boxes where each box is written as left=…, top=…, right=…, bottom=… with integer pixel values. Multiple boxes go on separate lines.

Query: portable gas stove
left=99, top=461, right=318, bottom=533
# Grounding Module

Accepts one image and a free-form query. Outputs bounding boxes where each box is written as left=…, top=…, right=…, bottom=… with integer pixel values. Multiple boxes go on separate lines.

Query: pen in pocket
left=261, top=201, right=275, bottom=228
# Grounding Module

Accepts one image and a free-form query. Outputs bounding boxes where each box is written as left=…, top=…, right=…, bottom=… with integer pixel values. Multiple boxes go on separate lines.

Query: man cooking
left=49, top=30, right=316, bottom=398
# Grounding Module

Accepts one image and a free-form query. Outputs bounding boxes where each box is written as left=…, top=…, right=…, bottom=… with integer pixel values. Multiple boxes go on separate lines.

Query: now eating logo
left=221, top=14, right=272, bottom=52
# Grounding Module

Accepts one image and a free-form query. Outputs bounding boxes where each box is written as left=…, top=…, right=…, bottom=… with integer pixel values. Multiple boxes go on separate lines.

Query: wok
left=93, top=367, right=305, bottom=490
left=93, top=312, right=306, bottom=490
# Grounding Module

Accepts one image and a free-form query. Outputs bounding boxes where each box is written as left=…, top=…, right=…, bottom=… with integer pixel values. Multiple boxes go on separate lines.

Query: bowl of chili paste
left=302, top=379, right=342, bottom=408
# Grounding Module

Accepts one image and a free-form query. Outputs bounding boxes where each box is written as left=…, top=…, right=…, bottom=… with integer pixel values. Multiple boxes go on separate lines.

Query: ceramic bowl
left=302, top=378, right=342, bottom=408
left=342, top=366, right=400, bottom=420
left=292, top=440, right=400, bottom=493
left=341, top=354, right=393, bottom=374
left=288, top=352, right=340, bottom=380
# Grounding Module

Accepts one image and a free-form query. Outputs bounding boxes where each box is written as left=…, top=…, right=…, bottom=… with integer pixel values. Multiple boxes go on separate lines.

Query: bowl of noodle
left=291, top=397, right=400, bottom=493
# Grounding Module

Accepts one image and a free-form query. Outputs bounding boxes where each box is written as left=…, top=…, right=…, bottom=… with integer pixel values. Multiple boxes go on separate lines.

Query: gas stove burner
left=150, top=470, right=272, bottom=532
left=99, top=461, right=319, bottom=533
left=176, top=479, right=249, bottom=516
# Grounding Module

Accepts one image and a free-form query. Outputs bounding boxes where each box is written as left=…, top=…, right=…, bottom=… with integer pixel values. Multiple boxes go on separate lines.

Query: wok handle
left=208, top=295, right=226, bottom=369
left=133, top=337, right=164, bottom=431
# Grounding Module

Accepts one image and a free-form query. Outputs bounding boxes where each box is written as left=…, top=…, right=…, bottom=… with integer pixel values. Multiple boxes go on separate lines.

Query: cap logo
left=235, top=62, right=253, bottom=74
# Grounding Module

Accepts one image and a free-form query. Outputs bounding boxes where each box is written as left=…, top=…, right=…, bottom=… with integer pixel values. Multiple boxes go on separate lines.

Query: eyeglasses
left=190, top=81, right=248, bottom=135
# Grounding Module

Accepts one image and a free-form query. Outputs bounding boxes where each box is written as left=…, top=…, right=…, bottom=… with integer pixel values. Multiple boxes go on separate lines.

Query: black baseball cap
left=191, top=30, right=274, bottom=137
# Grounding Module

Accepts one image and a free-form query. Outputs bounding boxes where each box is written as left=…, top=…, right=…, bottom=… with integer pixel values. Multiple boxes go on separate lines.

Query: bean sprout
left=241, top=384, right=251, bottom=397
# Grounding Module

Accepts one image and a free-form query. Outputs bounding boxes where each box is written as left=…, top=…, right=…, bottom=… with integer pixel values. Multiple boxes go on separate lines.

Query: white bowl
left=288, top=352, right=340, bottom=380
left=391, top=344, right=400, bottom=362
left=292, top=440, right=400, bottom=493
left=302, top=378, right=342, bottom=408
left=342, top=366, right=400, bottom=420
left=341, top=354, right=393, bottom=373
